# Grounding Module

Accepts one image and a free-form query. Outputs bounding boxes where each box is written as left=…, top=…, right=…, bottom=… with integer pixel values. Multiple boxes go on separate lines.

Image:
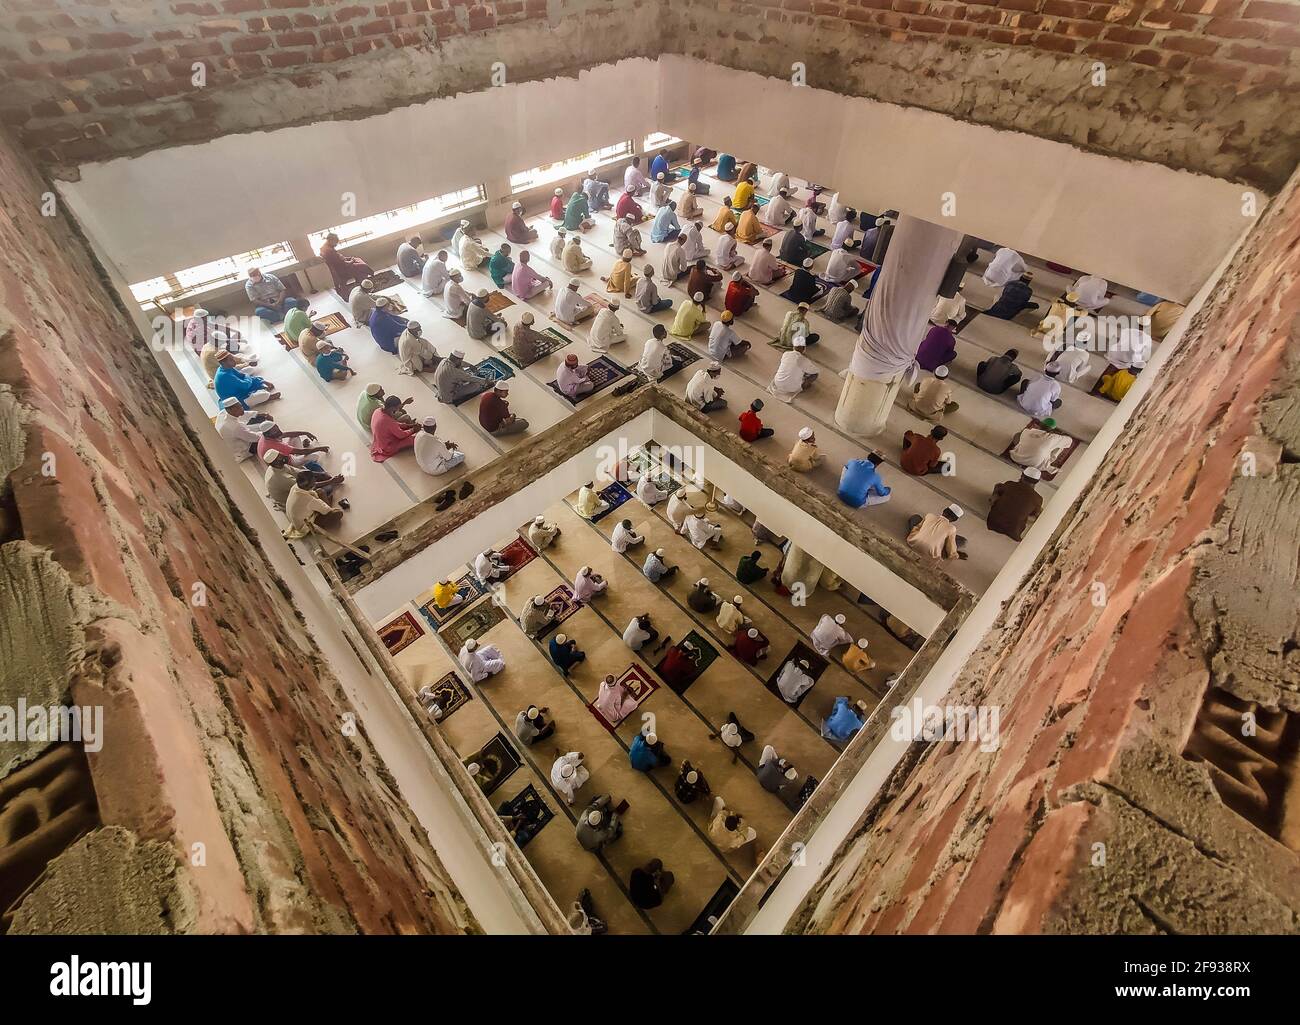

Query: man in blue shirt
left=213, top=351, right=277, bottom=406
left=367, top=299, right=409, bottom=355
left=838, top=452, right=891, bottom=508
left=986, top=272, right=1040, bottom=321
left=629, top=730, right=671, bottom=772
left=314, top=342, right=354, bottom=382
left=821, top=696, right=865, bottom=743
left=548, top=632, right=586, bottom=677
left=649, top=152, right=669, bottom=182
left=650, top=200, right=682, bottom=244
left=245, top=267, right=307, bottom=322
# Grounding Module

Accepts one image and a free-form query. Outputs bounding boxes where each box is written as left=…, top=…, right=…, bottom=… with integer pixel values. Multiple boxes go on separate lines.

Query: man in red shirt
left=479, top=381, right=529, bottom=436
left=739, top=399, right=774, bottom=442
left=901, top=425, right=947, bottom=475
left=731, top=626, right=770, bottom=665
left=615, top=189, right=644, bottom=222
left=725, top=272, right=759, bottom=317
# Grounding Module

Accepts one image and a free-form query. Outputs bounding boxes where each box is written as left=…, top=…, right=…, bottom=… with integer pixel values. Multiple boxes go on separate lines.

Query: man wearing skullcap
left=414, top=417, right=465, bottom=476
left=787, top=426, right=822, bottom=472
left=504, top=201, right=538, bottom=243
left=479, top=381, right=529, bottom=435
left=987, top=467, right=1043, bottom=541
left=906, top=504, right=967, bottom=560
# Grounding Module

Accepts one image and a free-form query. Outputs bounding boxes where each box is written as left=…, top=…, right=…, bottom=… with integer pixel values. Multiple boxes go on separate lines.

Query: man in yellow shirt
left=432, top=578, right=464, bottom=611
left=1098, top=365, right=1139, bottom=401
left=787, top=426, right=823, bottom=472
left=842, top=638, right=875, bottom=674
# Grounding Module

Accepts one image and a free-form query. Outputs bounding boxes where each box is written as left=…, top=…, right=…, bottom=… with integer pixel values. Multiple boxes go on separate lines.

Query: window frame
left=307, top=184, right=488, bottom=255
left=509, top=140, right=634, bottom=195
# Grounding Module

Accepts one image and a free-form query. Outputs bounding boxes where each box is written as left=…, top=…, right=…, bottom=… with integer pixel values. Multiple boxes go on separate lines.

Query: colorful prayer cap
left=720, top=311, right=733, bottom=322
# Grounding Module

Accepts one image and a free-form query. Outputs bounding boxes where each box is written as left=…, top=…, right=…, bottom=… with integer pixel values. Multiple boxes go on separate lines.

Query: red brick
left=276, top=30, right=317, bottom=47
left=1036, top=31, right=1079, bottom=50
left=230, top=34, right=272, bottom=52
left=1243, top=0, right=1300, bottom=21
left=87, top=31, right=143, bottom=48
left=221, top=0, right=264, bottom=11
left=1164, top=33, right=1221, bottom=53
left=1081, top=39, right=1130, bottom=58
left=1225, top=40, right=1291, bottom=61
left=1104, top=24, right=1155, bottom=42
left=1205, top=15, right=1276, bottom=37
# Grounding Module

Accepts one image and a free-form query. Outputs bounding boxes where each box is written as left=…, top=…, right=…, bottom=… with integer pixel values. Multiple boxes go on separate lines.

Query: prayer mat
left=848, top=259, right=876, bottom=281
left=583, top=292, right=612, bottom=311
left=1089, top=363, right=1121, bottom=397
left=655, top=630, right=719, bottom=695
left=672, top=165, right=692, bottom=179
left=438, top=598, right=506, bottom=649
left=378, top=610, right=423, bottom=656
left=547, top=355, right=629, bottom=405
left=502, top=327, right=572, bottom=369
left=756, top=223, right=781, bottom=241
left=534, top=583, right=581, bottom=639
left=484, top=290, right=515, bottom=314
left=587, top=663, right=660, bottom=734
left=588, top=481, right=632, bottom=522
left=548, top=305, right=596, bottom=327
left=420, top=671, right=470, bottom=723
left=1000, top=419, right=1081, bottom=482
left=661, top=341, right=701, bottom=381
left=369, top=268, right=402, bottom=291
left=449, top=379, right=493, bottom=407
left=385, top=295, right=408, bottom=314
left=276, top=311, right=349, bottom=351
left=683, top=878, right=740, bottom=935
left=469, top=732, right=521, bottom=797
left=765, top=641, right=829, bottom=709
left=472, top=355, right=515, bottom=384
left=498, top=536, right=537, bottom=574
left=638, top=470, right=682, bottom=499
left=498, top=783, right=554, bottom=848
left=416, top=573, right=488, bottom=629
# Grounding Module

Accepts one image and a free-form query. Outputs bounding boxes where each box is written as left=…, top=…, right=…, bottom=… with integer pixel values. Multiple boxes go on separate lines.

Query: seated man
left=510, top=251, right=552, bottom=300
left=458, top=226, right=490, bottom=269
left=563, top=189, right=594, bottom=232
left=583, top=170, right=611, bottom=211
left=687, top=259, right=722, bottom=303
left=1017, top=366, right=1063, bottom=419
left=738, top=398, right=773, bottom=441
left=685, top=361, right=727, bottom=413
left=987, top=466, right=1043, bottom=541
left=284, top=470, right=347, bottom=537
left=466, top=290, right=506, bottom=342
left=769, top=339, right=817, bottom=402
left=589, top=299, right=626, bottom=354
left=503, top=201, right=538, bottom=243
left=575, top=481, right=609, bottom=519
left=816, top=279, right=859, bottom=322
left=263, top=450, right=341, bottom=512
left=528, top=514, right=561, bottom=549
left=725, top=272, right=759, bottom=318
left=605, top=249, right=636, bottom=297
left=714, top=223, right=744, bottom=270
left=555, top=353, right=595, bottom=400
left=509, top=312, right=547, bottom=368
left=687, top=578, right=719, bottom=612
left=985, top=272, right=1039, bottom=320
left=613, top=214, right=645, bottom=257
left=780, top=258, right=824, bottom=305
left=318, top=231, right=373, bottom=295
left=635, top=266, right=672, bottom=315
left=821, top=696, right=866, bottom=743
left=245, top=267, right=307, bottom=323
left=562, top=236, right=592, bottom=274
left=460, top=638, right=506, bottom=681
left=775, top=658, right=815, bottom=704
left=475, top=548, right=509, bottom=583
left=519, top=595, right=556, bottom=638
left=397, top=321, right=440, bottom=376
left=682, top=510, right=723, bottom=549
left=731, top=626, right=769, bottom=665
left=716, top=152, right=737, bottom=180
left=669, top=292, right=708, bottom=340
left=901, top=425, right=948, bottom=476
left=623, top=156, right=651, bottom=197
left=651, top=200, right=681, bottom=243
left=629, top=730, right=670, bottom=771
left=735, top=549, right=769, bottom=585
left=349, top=278, right=378, bottom=325
left=906, top=504, right=967, bottom=561
left=479, top=381, right=529, bottom=436
left=487, top=243, right=514, bottom=288
left=748, top=239, right=788, bottom=285
left=1009, top=418, right=1072, bottom=472
left=414, top=417, right=466, bottom=476
left=433, top=349, right=490, bottom=404
left=573, top=566, right=606, bottom=601
left=421, top=251, right=452, bottom=299
left=554, top=279, right=594, bottom=326
left=213, top=352, right=277, bottom=407
left=611, top=519, right=645, bottom=554
left=615, top=188, right=644, bottom=222
left=397, top=234, right=427, bottom=277
left=822, top=240, right=859, bottom=284
left=369, top=395, right=419, bottom=461
left=642, top=547, right=678, bottom=583
left=708, top=311, right=751, bottom=361
left=976, top=349, right=1023, bottom=394
left=682, top=221, right=709, bottom=262
left=811, top=613, right=853, bottom=657
left=777, top=226, right=808, bottom=267
left=909, top=365, right=959, bottom=422
left=787, top=426, right=822, bottom=472
left=313, top=341, right=354, bottom=382
left=367, top=296, right=408, bottom=354
left=838, top=452, right=891, bottom=507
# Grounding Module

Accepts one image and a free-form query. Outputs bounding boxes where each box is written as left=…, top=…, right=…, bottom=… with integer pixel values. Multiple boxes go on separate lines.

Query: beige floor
left=381, top=475, right=914, bottom=933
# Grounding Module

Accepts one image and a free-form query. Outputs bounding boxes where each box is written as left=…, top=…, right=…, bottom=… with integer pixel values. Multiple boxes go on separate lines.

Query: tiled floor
left=379, top=456, right=915, bottom=934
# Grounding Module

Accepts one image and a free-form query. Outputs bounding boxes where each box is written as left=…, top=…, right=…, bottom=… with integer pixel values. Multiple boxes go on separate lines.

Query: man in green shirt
left=283, top=305, right=314, bottom=346
left=488, top=243, right=513, bottom=288
left=736, top=550, right=769, bottom=585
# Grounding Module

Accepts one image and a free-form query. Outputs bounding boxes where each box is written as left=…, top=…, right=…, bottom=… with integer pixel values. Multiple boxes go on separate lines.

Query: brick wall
left=0, top=124, right=476, bottom=934
left=0, top=1, right=1297, bottom=185
left=792, top=167, right=1300, bottom=934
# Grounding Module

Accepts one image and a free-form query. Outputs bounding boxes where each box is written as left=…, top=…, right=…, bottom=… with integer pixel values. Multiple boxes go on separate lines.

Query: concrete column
left=781, top=544, right=824, bottom=596
left=835, top=215, right=962, bottom=437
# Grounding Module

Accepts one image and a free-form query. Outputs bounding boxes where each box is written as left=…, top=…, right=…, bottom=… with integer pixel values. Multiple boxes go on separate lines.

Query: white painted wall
left=60, top=58, right=662, bottom=284
left=657, top=55, right=1253, bottom=303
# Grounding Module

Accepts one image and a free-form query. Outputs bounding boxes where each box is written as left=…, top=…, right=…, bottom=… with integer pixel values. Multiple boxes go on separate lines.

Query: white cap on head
left=747, top=628, right=759, bottom=639
left=476, top=288, right=488, bottom=298
left=534, top=515, right=546, bottom=525
left=511, top=201, right=522, bottom=210
left=555, top=633, right=567, bottom=644
left=693, top=291, right=704, bottom=302
left=708, top=360, right=722, bottom=371
left=935, top=365, right=949, bottom=379
left=732, top=595, right=743, bottom=605
left=587, top=809, right=602, bottom=825
left=532, top=595, right=544, bottom=605
left=569, top=278, right=581, bottom=288
left=798, top=659, right=810, bottom=669
left=527, top=705, right=539, bottom=720
left=451, top=349, right=465, bottom=358
left=261, top=449, right=279, bottom=465
left=192, top=307, right=209, bottom=318
left=654, top=547, right=665, bottom=557
left=857, top=638, right=869, bottom=649
left=785, top=767, right=799, bottom=781
left=697, top=577, right=709, bottom=587
left=522, top=312, right=534, bottom=324
left=361, top=278, right=375, bottom=288
left=561, top=763, right=574, bottom=779
left=422, top=417, right=437, bottom=428
left=834, top=613, right=846, bottom=625
left=465, top=638, right=478, bottom=651
left=731, top=271, right=743, bottom=281
left=725, top=222, right=734, bottom=232
left=947, top=503, right=964, bottom=519
left=798, top=426, right=814, bottom=441
left=802, top=258, right=814, bottom=268
left=407, top=320, right=422, bottom=332
left=686, top=770, right=698, bottom=783
left=221, top=397, right=242, bottom=409
left=460, top=219, right=470, bottom=227
left=644, top=731, right=657, bottom=744
left=554, top=187, right=563, bottom=195
left=1023, top=466, right=1043, bottom=480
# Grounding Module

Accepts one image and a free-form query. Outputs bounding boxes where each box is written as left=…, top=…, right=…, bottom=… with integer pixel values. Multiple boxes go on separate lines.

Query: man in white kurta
left=576, top=483, right=609, bottom=519
left=666, top=489, right=697, bottom=530
left=1017, top=371, right=1062, bottom=419
left=770, top=340, right=818, bottom=401
left=749, top=242, right=783, bottom=285
left=1070, top=273, right=1109, bottom=311
left=763, top=192, right=793, bottom=227
left=474, top=549, right=508, bottom=583
left=397, top=322, right=439, bottom=375
left=588, top=301, right=626, bottom=353
left=414, top=418, right=464, bottom=476
left=982, top=247, right=1025, bottom=287
left=776, top=659, right=815, bottom=704
left=716, top=597, right=747, bottom=633
left=681, top=511, right=722, bottom=549
left=459, top=639, right=505, bottom=682
left=1046, top=346, right=1092, bottom=383
left=714, top=225, right=743, bottom=270
left=350, top=279, right=377, bottom=322
left=635, top=472, right=668, bottom=506
left=611, top=519, right=644, bottom=553
left=662, top=236, right=688, bottom=282
left=459, top=230, right=489, bottom=269
left=554, top=281, right=591, bottom=325
left=682, top=222, right=708, bottom=262
left=443, top=273, right=470, bottom=319
left=638, top=330, right=674, bottom=381
left=824, top=243, right=860, bottom=284
left=573, top=566, right=607, bottom=600
left=797, top=205, right=820, bottom=241
left=550, top=752, right=589, bottom=805
left=811, top=613, right=853, bottom=657
left=1009, top=422, right=1072, bottom=471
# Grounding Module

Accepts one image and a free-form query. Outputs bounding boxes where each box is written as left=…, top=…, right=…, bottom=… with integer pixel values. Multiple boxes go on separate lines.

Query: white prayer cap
left=374, top=295, right=389, bottom=307
left=875, top=216, right=887, bottom=226
left=511, top=201, right=522, bottom=210
left=785, top=767, right=798, bottom=781
left=842, top=239, right=854, bottom=249
left=561, top=763, right=574, bottom=779
left=708, top=360, right=722, bottom=371
left=692, top=291, right=704, bottom=302
left=609, top=299, right=620, bottom=309
left=361, top=278, right=374, bottom=288
left=407, top=320, right=422, bottom=332
left=721, top=723, right=737, bottom=739
left=686, top=770, right=699, bottom=783
left=946, top=503, right=964, bottom=519
left=731, top=271, right=743, bottom=281
left=554, top=187, right=563, bottom=195
left=449, top=269, right=463, bottom=279
left=798, top=659, right=810, bottom=669
left=857, top=638, right=869, bottom=649
left=527, top=706, right=539, bottom=720
left=460, top=219, right=470, bottom=227
left=587, top=809, right=602, bottom=825
left=580, top=565, right=591, bottom=574
left=622, top=248, right=633, bottom=259
left=494, top=381, right=509, bottom=392
left=421, top=416, right=437, bottom=428
left=192, top=307, right=209, bottom=318
left=522, top=312, right=534, bottom=324
left=797, top=302, right=810, bottom=311
left=557, top=227, right=566, bottom=235
left=1023, top=466, right=1043, bottom=480
left=569, top=278, right=581, bottom=288
left=221, top=396, right=242, bottom=409
left=476, top=288, right=488, bottom=298
left=555, top=633, right=567, bottom=644
left=465, top=638, right=478, bottom=651
left=793, top=337, right=806, bottom=349
left=697, top=577, right=709, bottom=587
left=656, top=171, right=665, bottom=180
left=732, top=595, right=743, bottom=605
left=798, top=426, right=814, bottom=440
left=534, top=515, right=546, bottom=525
left=532, top=595, right=545, bottom=605
left=846, top=280, right=857, bottom=291
left=261, top=449, right=279, bottom=465
left=644, top=731, right=657, bottom=744
left=747, top=628, right=759, bottom=639
left=802, top=258, right=814, bottom=268
left=725, top=222, right=735, bottom=232
left=834, top=613, right=846, bottom=625
left=934, top=365, right=950, bottom=379
left=655, top=547, right=665, bottom=557
left=365, top=383, right=382, bottom=396
left=688, top=182, right=697, bottom=191
left=625, top=213, right=636, bottom=222
left=451, top=348, right=465, bottom=358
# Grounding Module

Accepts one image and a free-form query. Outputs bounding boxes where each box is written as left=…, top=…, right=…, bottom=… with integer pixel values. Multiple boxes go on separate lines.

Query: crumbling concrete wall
left=0, top=1, right=1298, bottom=186
left=0, top=126, right=476, bottom=935
left=791, top=162, right=1300, bottom=935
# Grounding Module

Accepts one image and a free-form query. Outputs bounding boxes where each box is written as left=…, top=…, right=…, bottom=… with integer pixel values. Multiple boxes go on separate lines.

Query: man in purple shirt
left=916, top=319, right=958, bottom=372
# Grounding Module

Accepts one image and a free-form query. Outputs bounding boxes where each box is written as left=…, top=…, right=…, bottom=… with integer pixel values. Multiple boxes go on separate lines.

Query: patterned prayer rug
left=661, top=341, right=701, bottom=381
left=1000, top=419, right=1080, bottom=482
left=419, top=671, right=470, bottom=723
left=547, top=355, right=629, bottom=405
left=472, top=355, right=515, bottom=384
left=654, top=630, right=719, bottom=695
left=498, top=783, right=554, bottom=848
left=498, top=536, right=537, bottom=574
left=469, top=732, right=521, bottom=797
left=484, top=290, right=515, bottom=314
left=377, top=610, right=423, bottom=656
left=752, top=194, right=770, bottom=208
left=385, top=295, right=408, bottom=314
left=369, top=268, right=402, bottom=291
left=534, top=583, right=580, bottom=639
left=416, top=573, right=487, bottom=629
left=438, top=598, right=506, bottom=649
left=765, top=641, right=829, bottom=709
left=587, top=663, right=660, bottom=734
left=583, top=292, right=611, bottom=311
left=755, top=222, right=781, bottom=242
left=502, top=327, right=572, bottom=369
left=683, top=878, right=740, bottom=935
left=588, top=481, right=632, bottom=523
left=276, top=311, right=349, bottom=351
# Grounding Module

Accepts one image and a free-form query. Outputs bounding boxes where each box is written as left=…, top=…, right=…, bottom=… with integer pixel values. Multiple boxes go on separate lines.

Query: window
left=510, top=141, right=633, bottom=194
left=308, top=184, right=487, bottom=253
left=643, top=132, right=681, bottom=150
left=129, top=240, right=296, bottom=306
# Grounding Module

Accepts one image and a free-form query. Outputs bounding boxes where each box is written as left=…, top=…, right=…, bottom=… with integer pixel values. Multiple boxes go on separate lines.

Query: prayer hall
left=0, top=0, right=1297, bottom=943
